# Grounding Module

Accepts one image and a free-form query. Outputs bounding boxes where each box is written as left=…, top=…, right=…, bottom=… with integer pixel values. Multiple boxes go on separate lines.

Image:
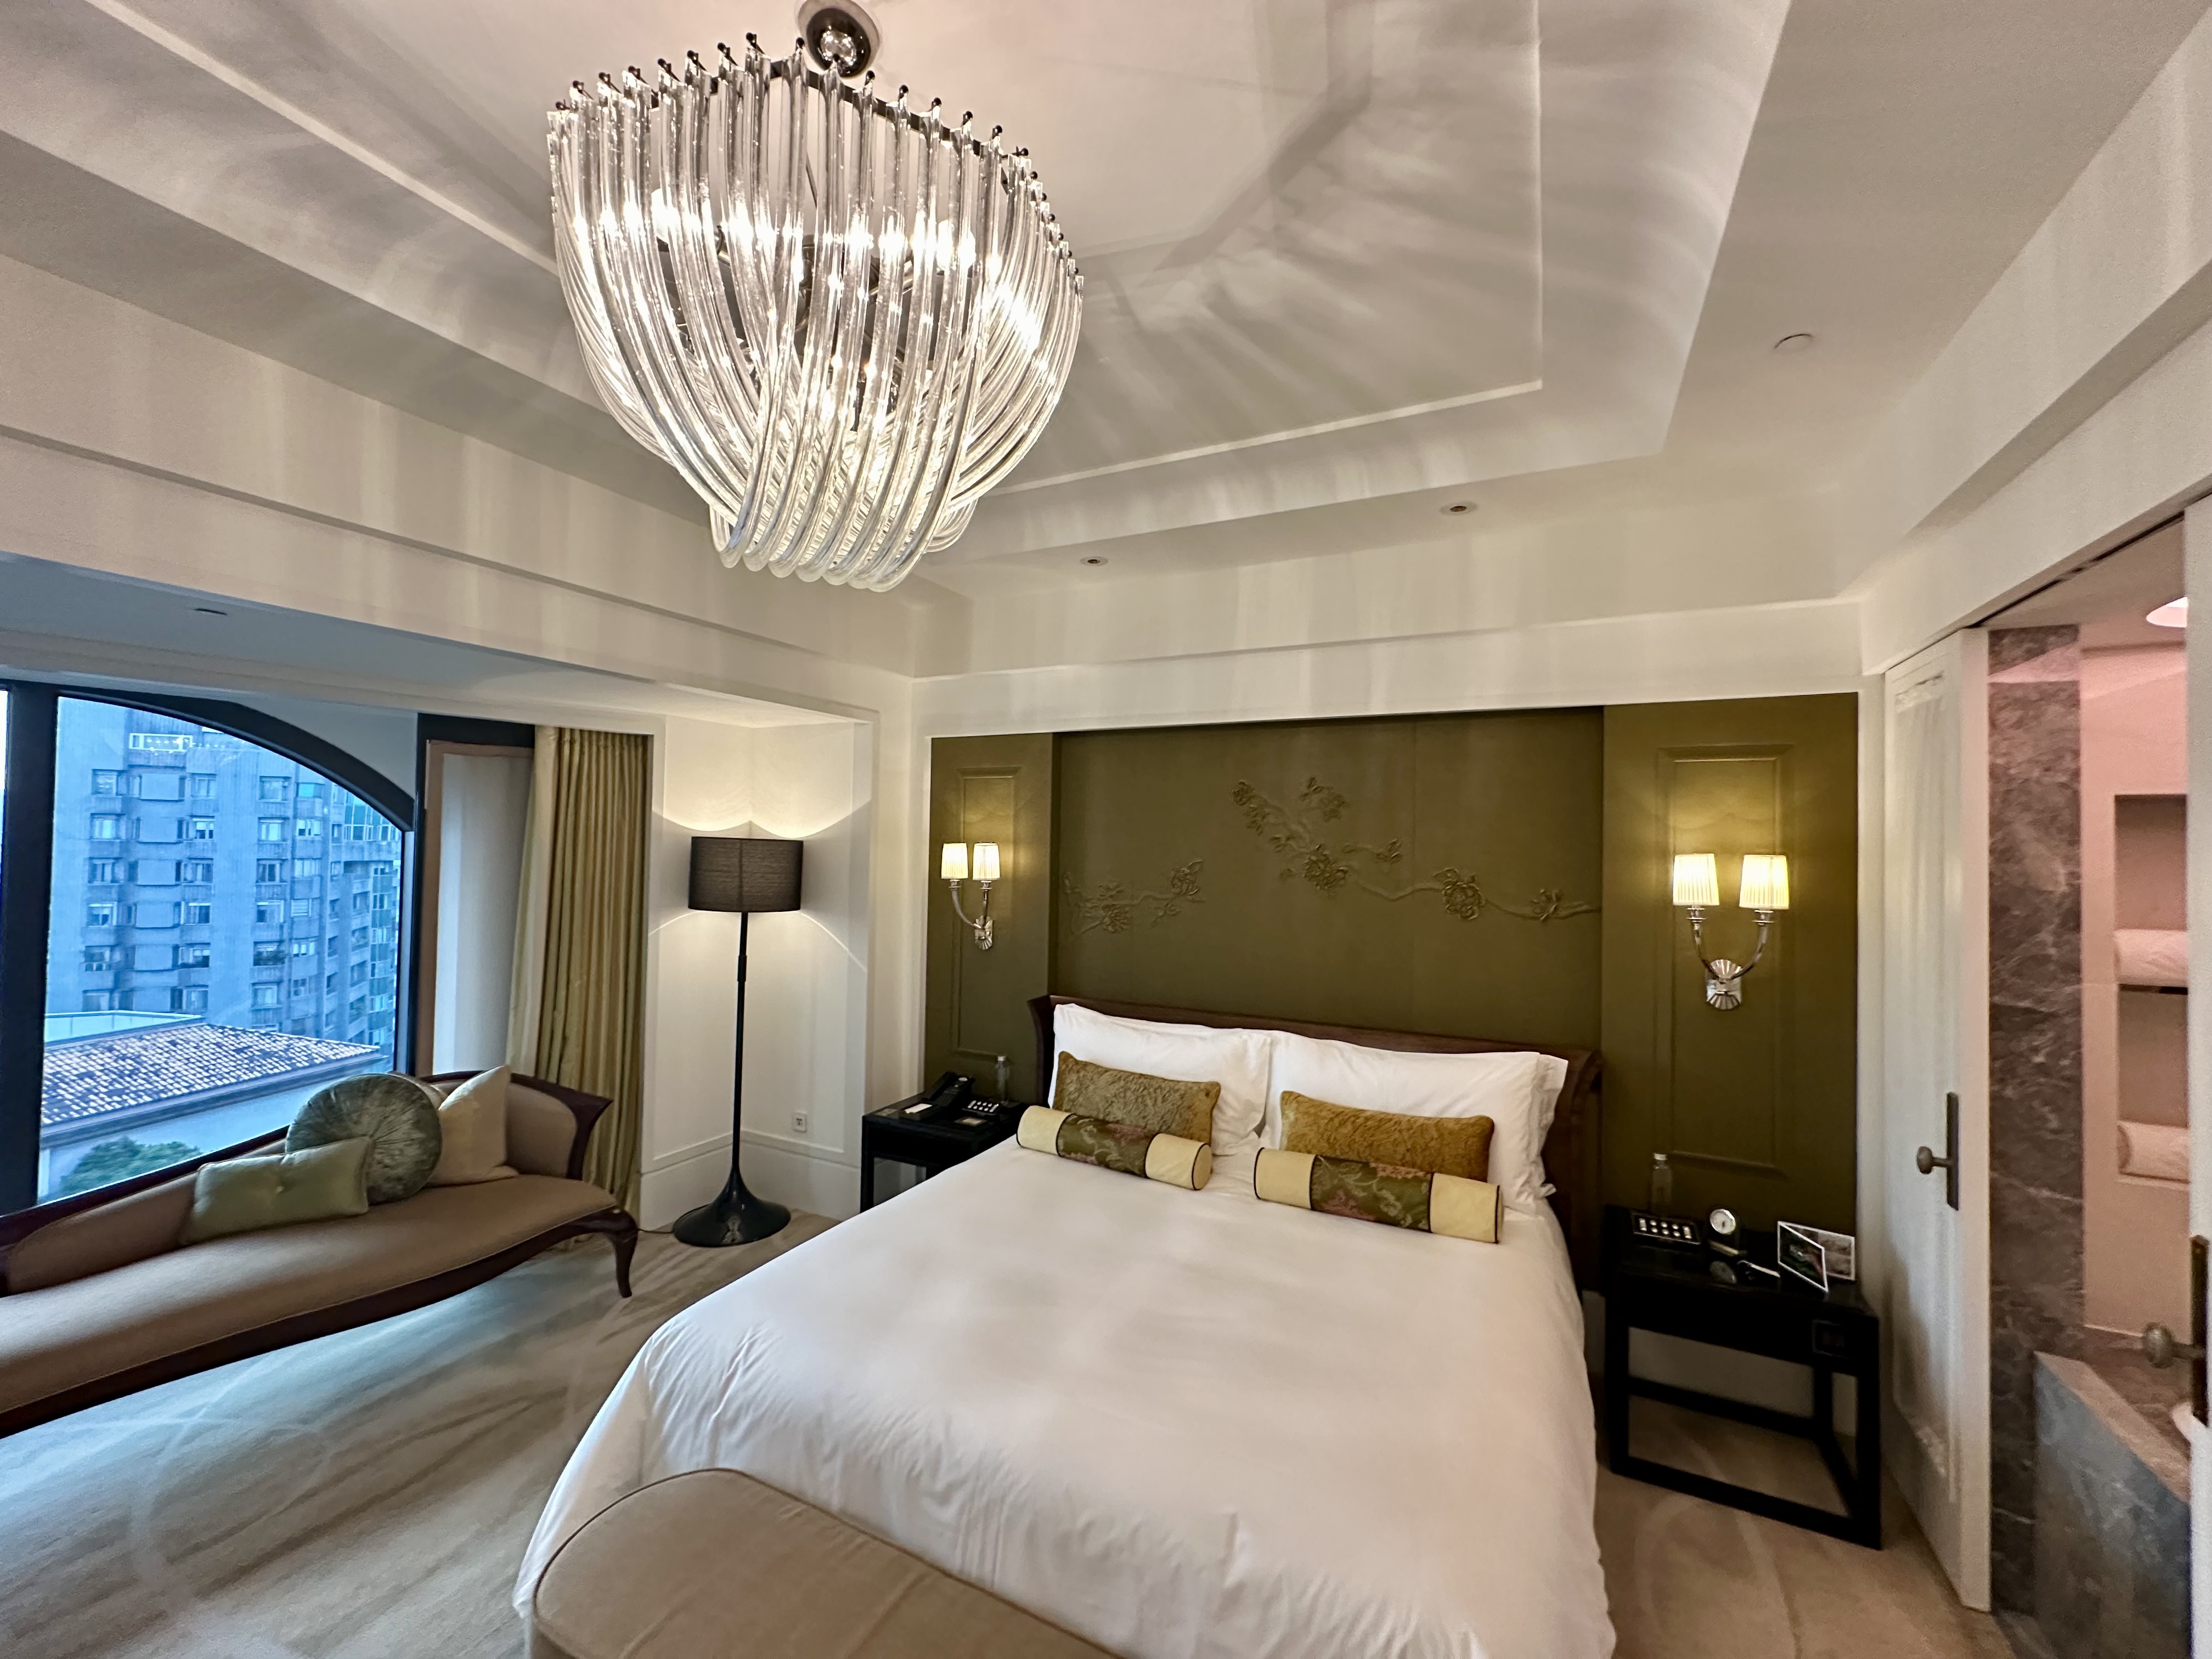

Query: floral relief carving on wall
left=1062, top=861, right=1205, bottom=935
left=1232, top=777, right=1596, bottom=923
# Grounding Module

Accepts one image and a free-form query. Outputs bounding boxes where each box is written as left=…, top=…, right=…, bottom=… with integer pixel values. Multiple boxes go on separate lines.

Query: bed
left=517, top=997, right=1612, bottom=1658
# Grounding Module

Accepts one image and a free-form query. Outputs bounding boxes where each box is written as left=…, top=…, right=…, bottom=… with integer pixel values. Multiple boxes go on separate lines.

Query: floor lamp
left=673, top=835, right=802, bottom=1248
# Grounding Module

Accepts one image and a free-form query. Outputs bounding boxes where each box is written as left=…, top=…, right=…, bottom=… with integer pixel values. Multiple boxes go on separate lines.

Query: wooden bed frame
left=1031, top=995, right=1604, bottom=1286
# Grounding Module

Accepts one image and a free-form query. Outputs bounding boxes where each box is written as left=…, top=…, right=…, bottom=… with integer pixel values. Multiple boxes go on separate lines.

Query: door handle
left=1915, top=1092, right=1960, bottom=1210
left=2141, top=1323, right=2204, bottom=1368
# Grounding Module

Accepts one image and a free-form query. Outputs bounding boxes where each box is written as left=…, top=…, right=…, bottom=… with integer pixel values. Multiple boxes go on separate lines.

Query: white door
left=2184, top=501, right=2211, bottom=1659
left=1881, top=630, right=1991, bottom=1608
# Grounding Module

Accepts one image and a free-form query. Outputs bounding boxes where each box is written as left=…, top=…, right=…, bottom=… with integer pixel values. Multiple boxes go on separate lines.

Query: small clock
left=1707, top=1206, right=1739, bottom=1241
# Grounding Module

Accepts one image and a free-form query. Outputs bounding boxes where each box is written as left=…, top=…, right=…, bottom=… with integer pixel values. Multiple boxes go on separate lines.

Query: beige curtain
left=507, top=726, right=651, bottom=1211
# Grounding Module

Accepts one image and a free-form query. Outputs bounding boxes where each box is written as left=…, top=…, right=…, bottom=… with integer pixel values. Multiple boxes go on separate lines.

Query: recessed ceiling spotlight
left=2148, top=596, right=2188, bottom=628
left=192, top=606, right=229, bottom=617
left=1441, top=502, right=1476, bottom=516
left=1081, top=556, right=1107, bottom=566
left=1772, top=332, right=1816, bottom=354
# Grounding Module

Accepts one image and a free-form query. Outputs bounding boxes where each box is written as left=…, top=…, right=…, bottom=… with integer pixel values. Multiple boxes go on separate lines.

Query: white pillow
left=1047, top=1004, right=1273, bottom=1185
left=1266, top=1031, right=1568, bottom=1215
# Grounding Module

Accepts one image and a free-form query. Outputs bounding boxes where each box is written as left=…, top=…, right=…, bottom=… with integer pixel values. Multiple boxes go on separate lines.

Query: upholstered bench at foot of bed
left=530, top=1469, right=1119, bottom=1659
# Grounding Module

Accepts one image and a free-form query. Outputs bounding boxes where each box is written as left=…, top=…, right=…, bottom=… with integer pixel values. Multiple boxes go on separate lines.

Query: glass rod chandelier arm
left=549, top=33, right=1081, bottom=590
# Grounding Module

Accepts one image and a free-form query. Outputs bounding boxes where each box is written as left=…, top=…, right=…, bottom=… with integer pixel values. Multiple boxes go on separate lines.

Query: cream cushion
left=428, top=1065, right=518, bottom=1186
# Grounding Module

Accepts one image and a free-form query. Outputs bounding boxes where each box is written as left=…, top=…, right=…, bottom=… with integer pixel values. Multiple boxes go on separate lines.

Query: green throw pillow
left=181, top=1138, right=373, bottom=1244
left=289, top=1073, right=443, bottom=1204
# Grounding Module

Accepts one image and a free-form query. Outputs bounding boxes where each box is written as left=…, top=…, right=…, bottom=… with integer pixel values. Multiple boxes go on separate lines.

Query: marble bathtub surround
left=2032, top=1354, right=2187, bottom=1658
left=1985, top=625, right=2087, bottom=1615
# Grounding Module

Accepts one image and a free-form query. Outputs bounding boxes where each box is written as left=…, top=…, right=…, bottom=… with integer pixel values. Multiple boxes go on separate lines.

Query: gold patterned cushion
left=1279, top=1090, right=1493, bottom=1181
left=1053, top=1054, right=1218, bottom=1144
left=1016, top=1107, right=1213, bottom=1190
left=1254, top=1148, right=1502, bottom=1243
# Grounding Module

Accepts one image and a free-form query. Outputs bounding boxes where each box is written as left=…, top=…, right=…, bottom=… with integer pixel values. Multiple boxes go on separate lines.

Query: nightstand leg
left=860, top=1155, right=875, bottom=1210
left=1604, top=1305, right=1632, bottom=1470
left=1855, top=1365, right=1882, bottom=1546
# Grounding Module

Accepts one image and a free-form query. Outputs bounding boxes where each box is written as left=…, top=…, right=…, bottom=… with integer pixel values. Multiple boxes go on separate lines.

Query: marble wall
left=2033, top=1355, right=2189, bottom=1656
left=1985, top=626, right=2086, bottom=1613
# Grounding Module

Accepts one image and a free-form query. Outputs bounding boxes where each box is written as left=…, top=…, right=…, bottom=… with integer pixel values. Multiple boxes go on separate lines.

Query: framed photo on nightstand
left=1776, top=1222, right=1830, bottom=1293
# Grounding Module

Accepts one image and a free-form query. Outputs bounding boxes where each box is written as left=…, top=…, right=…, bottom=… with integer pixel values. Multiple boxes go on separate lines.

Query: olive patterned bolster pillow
left=1253, top=1147, right=1503, bottom=1243
left=1017, top=1106, right=1214, bottom=1190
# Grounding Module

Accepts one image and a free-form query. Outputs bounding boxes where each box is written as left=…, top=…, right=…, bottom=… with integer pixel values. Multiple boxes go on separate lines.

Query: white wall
left=640, top=715, right=873, bottom=1228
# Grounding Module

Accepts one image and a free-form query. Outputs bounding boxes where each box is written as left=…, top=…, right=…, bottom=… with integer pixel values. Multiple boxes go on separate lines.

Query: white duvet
left=517, top=1143, right=1613, bottom=1658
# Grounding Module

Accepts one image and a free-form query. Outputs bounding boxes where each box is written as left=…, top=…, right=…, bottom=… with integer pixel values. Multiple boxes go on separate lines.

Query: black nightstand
left=1601, top=1205, right=1881, bottom=1548
left=859, top=1095, right=1022, bottom=1207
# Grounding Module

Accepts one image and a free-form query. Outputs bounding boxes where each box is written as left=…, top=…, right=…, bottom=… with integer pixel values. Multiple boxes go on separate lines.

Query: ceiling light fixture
left=191, top=606, right=229, bottom=617
left=2148, top=596, right=2188, bottom=628
left=1081, top=555, right=1107, bottom=566
left=1772, top=332, right=1816, bottom=354
left=1441, top=502, right=1476, bottom=516
left=550, top=24, right=1082, bottom=591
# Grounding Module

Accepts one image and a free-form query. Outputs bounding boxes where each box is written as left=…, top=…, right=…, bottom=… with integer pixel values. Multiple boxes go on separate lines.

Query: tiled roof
left=42, top=1022, right=380, bottom=1126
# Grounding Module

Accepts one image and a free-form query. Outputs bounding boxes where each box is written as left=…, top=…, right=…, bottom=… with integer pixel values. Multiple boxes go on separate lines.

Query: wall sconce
left=1672, top=852, right=1789, bottom=1010
left=941, top=840, right=1000, bottom=950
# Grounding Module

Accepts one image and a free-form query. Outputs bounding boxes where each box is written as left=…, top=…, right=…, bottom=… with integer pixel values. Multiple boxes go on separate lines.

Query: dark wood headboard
left=1030, top=994, right=1604, bottom=1286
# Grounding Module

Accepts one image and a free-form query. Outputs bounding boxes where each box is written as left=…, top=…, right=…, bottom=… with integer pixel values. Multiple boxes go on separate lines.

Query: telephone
left=906, top=1071, right=975, bottom=1119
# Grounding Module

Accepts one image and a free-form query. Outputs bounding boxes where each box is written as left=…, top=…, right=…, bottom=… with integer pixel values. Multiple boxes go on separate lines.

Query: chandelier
left=549, top=29, right=1082, bottom=590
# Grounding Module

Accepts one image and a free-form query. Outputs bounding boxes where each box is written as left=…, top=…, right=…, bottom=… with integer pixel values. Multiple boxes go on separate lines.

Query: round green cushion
left=288, top=1073, right=443, bottom=1204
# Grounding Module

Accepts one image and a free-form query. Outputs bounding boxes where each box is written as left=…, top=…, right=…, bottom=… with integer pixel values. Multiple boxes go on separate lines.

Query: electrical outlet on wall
left=791, top=1110, right=809, bottom=1136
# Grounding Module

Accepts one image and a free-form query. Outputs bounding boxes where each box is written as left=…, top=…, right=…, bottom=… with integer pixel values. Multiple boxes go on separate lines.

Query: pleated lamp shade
left=689, top=837, right=803, bottom=913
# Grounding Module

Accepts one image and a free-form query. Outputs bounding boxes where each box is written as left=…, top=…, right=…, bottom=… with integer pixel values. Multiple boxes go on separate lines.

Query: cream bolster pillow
left=1017, top=1107, right=1213, bottom=1190
left=1253, top=1147, right=1502, bottom=1243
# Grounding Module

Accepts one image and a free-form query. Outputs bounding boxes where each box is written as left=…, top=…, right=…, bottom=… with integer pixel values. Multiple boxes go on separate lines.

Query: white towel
left=2116, top=928, right=2188, bottom=988
left=2118, top=1120, right=2189, bottom=1184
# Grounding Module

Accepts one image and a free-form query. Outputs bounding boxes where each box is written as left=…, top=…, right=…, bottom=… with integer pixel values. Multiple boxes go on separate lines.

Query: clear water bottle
left=1649, top=1151, right=1674, bottom=1215
left=994, top=1053, right=1011, bottom=1105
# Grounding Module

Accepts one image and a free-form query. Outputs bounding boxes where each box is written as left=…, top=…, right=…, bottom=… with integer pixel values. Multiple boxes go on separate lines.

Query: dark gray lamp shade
left=689, top=837, right=803, bottom=913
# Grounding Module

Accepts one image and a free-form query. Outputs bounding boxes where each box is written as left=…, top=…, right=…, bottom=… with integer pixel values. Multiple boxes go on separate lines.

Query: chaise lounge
left=0, top=1072, right=636, bottom=1439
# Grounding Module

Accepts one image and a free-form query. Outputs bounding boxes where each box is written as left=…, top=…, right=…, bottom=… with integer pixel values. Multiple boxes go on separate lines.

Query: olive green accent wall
left=1052, top=713, right=1604, bottom=1047
left=924, top=735, right=1055, bottom=1102
left=1599, top=696, right=1859, bottom=1233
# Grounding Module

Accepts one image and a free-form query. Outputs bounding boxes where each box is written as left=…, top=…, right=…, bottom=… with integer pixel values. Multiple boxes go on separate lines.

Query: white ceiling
left=0, top=0, right=2206, bottom=601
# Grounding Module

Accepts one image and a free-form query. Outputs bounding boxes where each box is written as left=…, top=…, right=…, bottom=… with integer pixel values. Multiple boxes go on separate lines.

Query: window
left=325, top=972, right=340, bottom=994
left=351, top=926, right=369, bottom=950
left=349, top=961, right=369, bottom=987
left=351, top=891, right=371, bottom=915
left=13, top=695, right=409, bottom=1209
left=371, top=891, right=392, bottom=912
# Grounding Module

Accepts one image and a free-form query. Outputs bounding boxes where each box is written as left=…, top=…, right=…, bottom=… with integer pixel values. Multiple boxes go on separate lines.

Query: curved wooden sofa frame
left=1031, top=995, right=1604, bottom=1288
left=0, top=1073, right=637, bottom=1441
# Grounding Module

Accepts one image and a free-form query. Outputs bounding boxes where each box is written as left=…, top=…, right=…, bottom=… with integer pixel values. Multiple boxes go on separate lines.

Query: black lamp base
left=671, top=1180, right=791, bottom=1249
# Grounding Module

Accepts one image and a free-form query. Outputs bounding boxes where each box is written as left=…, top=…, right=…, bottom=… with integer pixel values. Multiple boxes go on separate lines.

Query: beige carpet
left=0, top=1223, right=2006, bottom=1659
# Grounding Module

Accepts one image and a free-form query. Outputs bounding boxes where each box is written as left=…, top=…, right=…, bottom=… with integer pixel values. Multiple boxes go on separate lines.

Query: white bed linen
left=517, top=1145, right=1612, bottom=1659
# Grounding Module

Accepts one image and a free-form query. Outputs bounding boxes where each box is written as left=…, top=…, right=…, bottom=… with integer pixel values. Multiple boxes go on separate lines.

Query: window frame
left=0, top=681, right=415, bottom=1213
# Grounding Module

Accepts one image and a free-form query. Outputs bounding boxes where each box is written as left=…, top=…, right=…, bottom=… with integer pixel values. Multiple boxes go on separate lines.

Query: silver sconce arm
left=1686, top=906, right=1776, bottom=1010
left=947, top=878, right=995, bottom=950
